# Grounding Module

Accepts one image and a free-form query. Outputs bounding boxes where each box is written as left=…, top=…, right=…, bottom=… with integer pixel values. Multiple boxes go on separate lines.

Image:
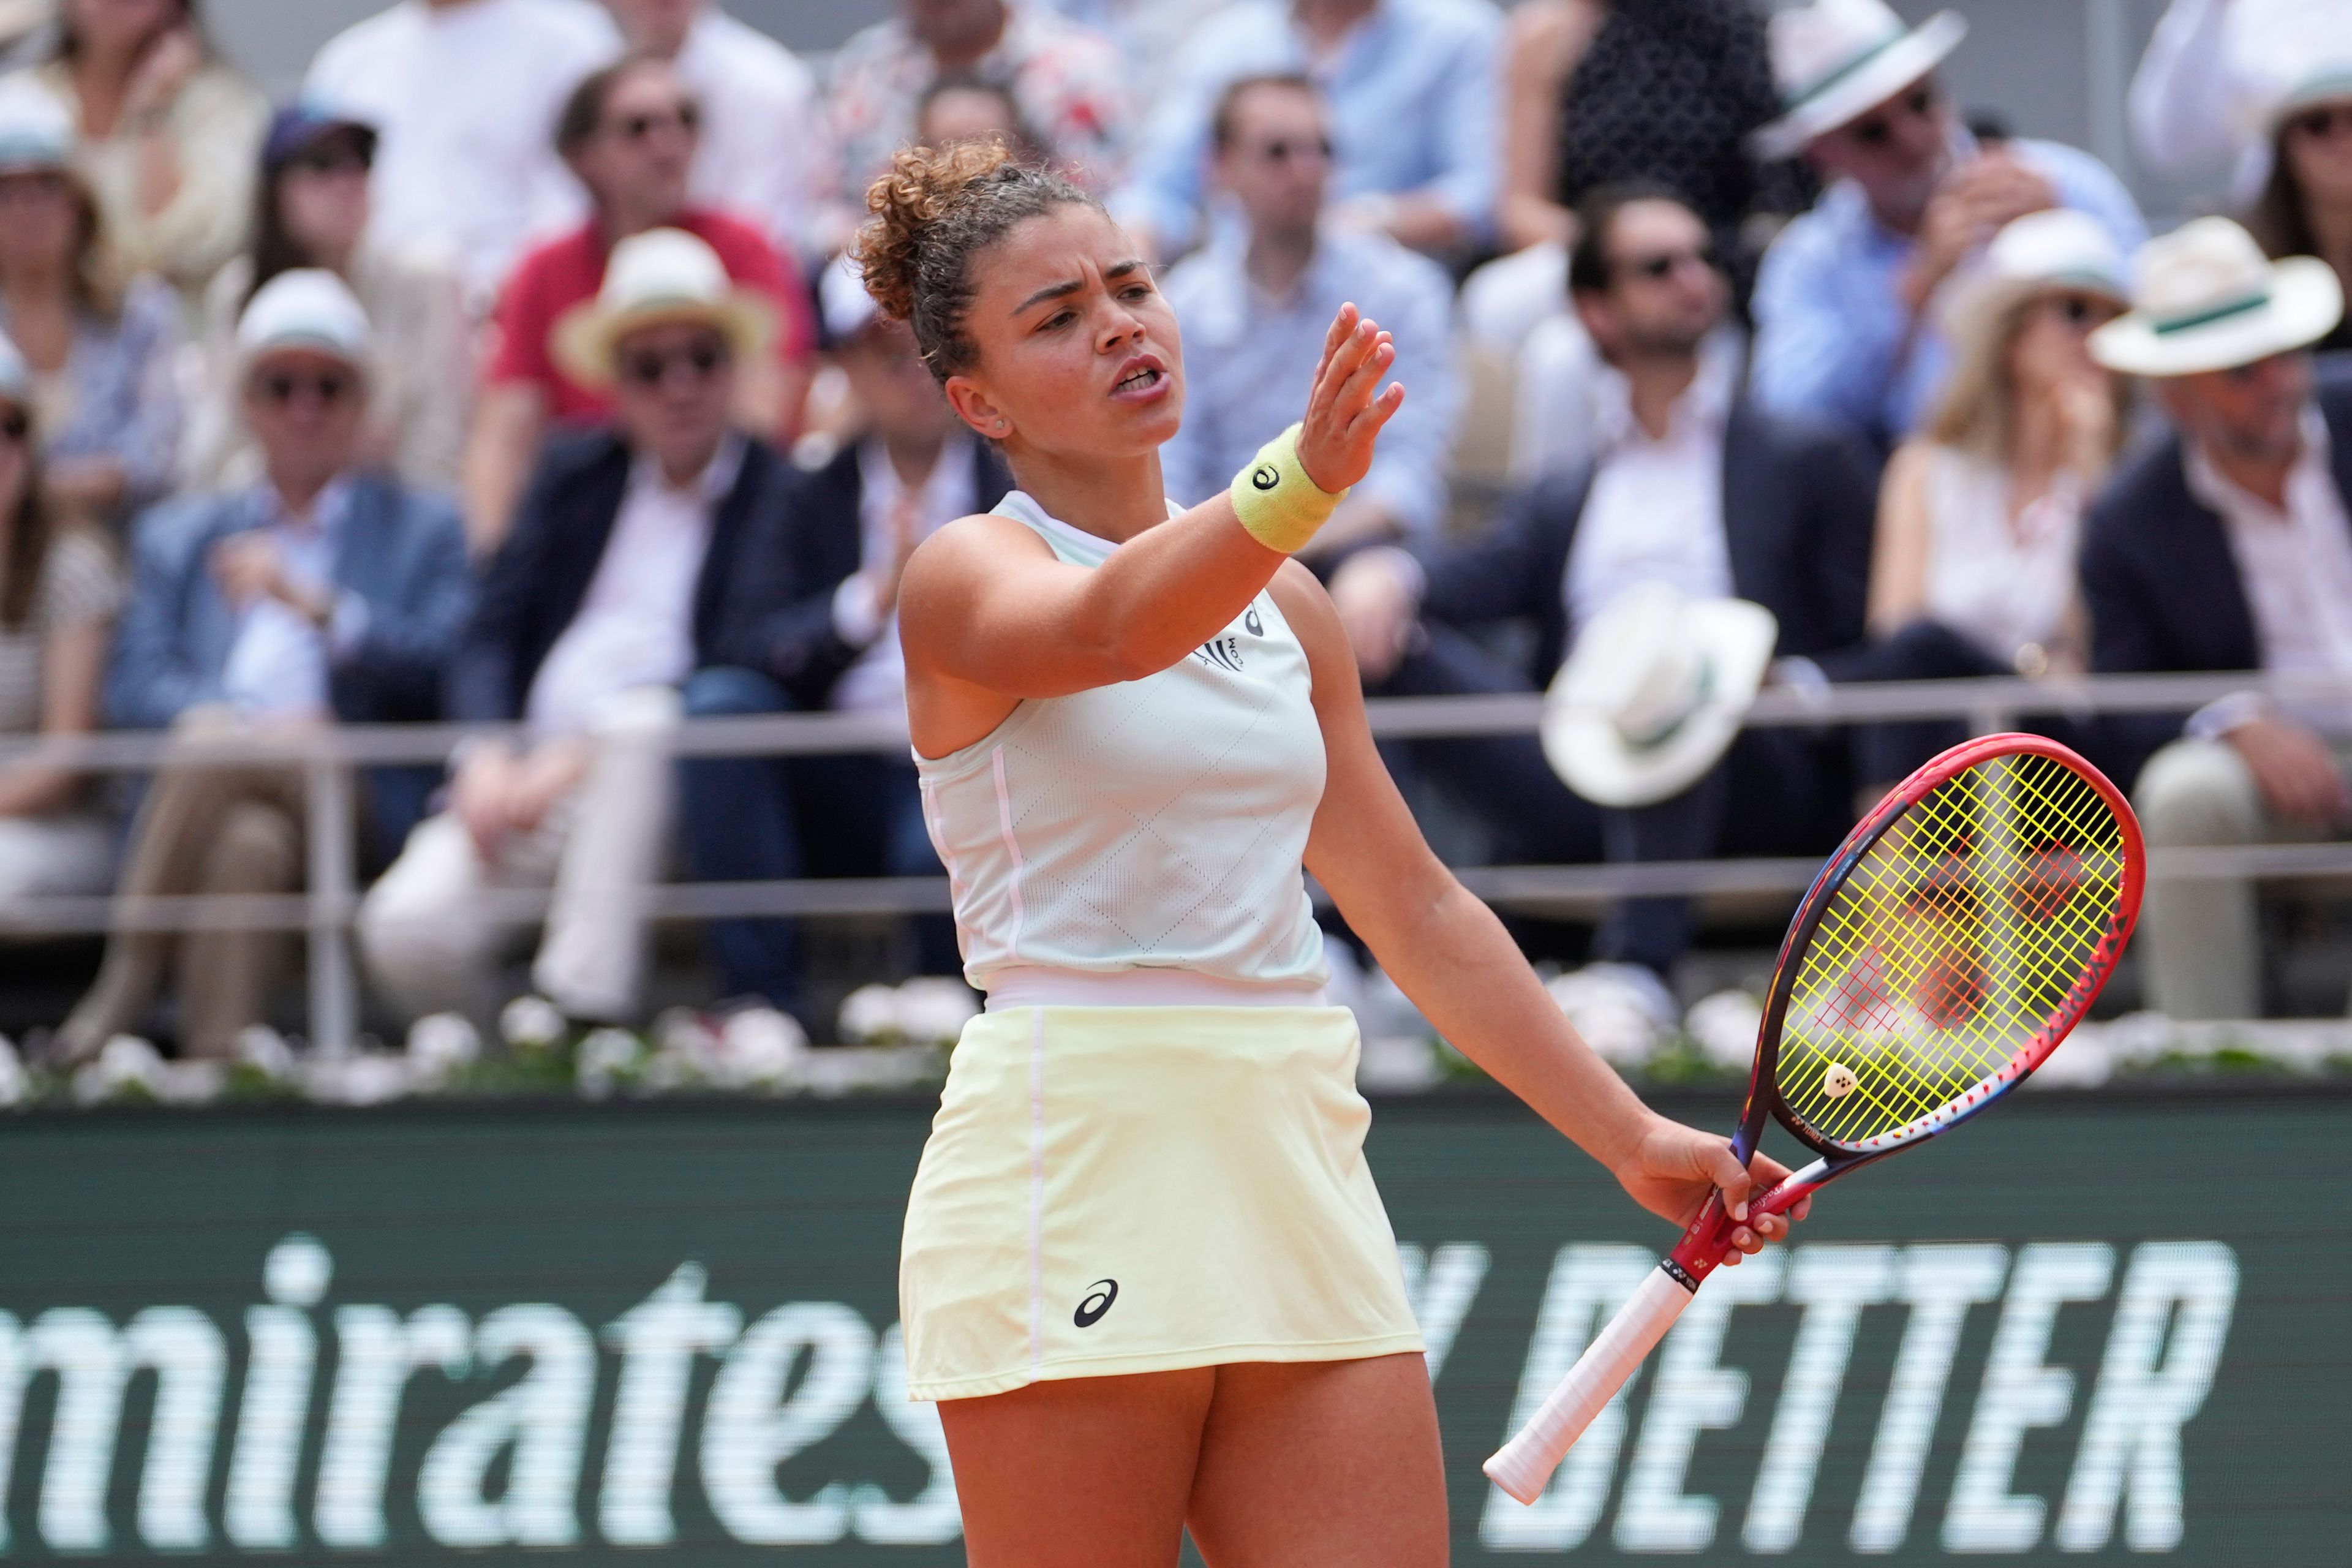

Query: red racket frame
left=1658, top=733, right=2144, bottom=1292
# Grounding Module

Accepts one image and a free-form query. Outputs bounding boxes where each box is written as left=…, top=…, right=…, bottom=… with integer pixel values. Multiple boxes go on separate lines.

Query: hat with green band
left=2089, top=217, right=2344, bottom=378
left=1751, top=0, right=1967, bottom=160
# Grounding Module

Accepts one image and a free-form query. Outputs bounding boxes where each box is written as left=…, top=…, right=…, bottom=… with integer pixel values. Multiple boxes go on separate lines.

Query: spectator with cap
left=1118, top=0, right=1501, bottom=261
left=2246, top=59, right=2352, bottom=355
left=1158, top=73, right=1459, bottom=557
left=2131, top=0, right=2343, bottom=201
left=1747, top=0, right=2144, bottom=448
left=0, top=332, right=122, bottom=925
left=827, top=0, right=1128, bottom=203
left=1329, top=185, right=1879, bottom=977
left=303, top=0, right=621, bottom=306
left=680, top=255, right=1011, bottom=1021
left=186, top=104, right=472, bottom=494
left=463, top=52, right=813, bottom=557
left=23, top=0, right=267, bottom=301
left=0, top=77, right=179, bottom=537
left=56, top=271, right=472, bottom=1060
left=602, top=0, right=843, bottom=263
left=2082, top=217, right=2352, bottom=1020
left=359, top=228, right=790, bottom=1027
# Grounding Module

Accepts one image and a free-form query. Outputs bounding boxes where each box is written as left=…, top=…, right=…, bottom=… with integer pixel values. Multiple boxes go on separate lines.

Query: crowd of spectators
left=0, top=0, right=2347, bottom=1055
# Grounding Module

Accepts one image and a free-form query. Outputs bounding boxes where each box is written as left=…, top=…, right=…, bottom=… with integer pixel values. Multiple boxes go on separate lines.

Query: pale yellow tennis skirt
left=899, top=1003, right=1425, bottom=1401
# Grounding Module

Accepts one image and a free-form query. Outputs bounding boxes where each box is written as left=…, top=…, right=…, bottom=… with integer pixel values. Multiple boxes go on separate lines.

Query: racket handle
left=1483, top=1264, right=1695, bottom=1505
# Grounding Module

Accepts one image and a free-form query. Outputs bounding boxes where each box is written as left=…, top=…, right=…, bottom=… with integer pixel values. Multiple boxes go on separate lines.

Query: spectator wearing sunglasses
left=1327, top=184, right=1879, bottom=976
left=1158, top=74, right=1460, bottom=558
left=59, top=270, right=472, bottom=1061
left=463, top=53, right=812, bottom=557
left=2246, top=63, right=2352, bottom=357
left=0, top=78, right=182, bottom=538
left=185, top=105, right=472, bottom=495
left=1746, top=0, right=2144, bottom=450
left=2129, top=0, right=2342, bottom=202
left=360, top=228, right=790, bottom=1028
left=1854, top=210, right=2133, bottom=792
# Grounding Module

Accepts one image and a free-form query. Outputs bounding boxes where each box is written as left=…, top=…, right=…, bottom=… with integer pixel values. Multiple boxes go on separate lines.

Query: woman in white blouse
left=1861, top=209, right=2132, bottom=783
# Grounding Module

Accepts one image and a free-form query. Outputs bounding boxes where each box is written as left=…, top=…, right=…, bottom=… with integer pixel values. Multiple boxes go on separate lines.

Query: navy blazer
left=108, top=474, right=473, bottom=730
left=2081, top=364, right=2352, bottom=786
left=1412, top=399, right=1880, bottom=685
left=448, top=431, right=790, bottom=723
left=714, top=437, right=1014, bottom=709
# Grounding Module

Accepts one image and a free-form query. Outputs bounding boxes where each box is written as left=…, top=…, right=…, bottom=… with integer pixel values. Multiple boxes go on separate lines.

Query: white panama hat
left=0, top=72, right=72, bottom=175
left=1939, top=208, right=2131, bottom=347
left=1540, top=583, right=1779, bottom=810
left=551, top=227, right=778, bottom=391
left=2089, top=217, right=2343, bottom=378
left=2258, top=56, right=2352, bottom=137
left=1751, top=0, right=1967, bottom=160
left=237, top=268, right=372, bottom=372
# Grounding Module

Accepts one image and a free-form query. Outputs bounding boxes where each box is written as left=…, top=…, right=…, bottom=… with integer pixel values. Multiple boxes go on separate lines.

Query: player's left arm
left=1276, top=565, right=1806, bottom=1246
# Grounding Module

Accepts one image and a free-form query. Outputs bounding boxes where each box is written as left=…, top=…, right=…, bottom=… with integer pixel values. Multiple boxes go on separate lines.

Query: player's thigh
left=1185, top=1352, right=1447, bottom=1568
left=937, top=1366, right=1216, bottom=1568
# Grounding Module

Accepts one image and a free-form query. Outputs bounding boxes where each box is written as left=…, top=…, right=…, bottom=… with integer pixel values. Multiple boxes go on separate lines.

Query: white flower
left=153, top=1059, right=226, bottom=1106
left=306, top=1052, right=413, bottom=1106
left=74, top=1035, right=165, bottom=1104
left=405, top=1014, right=482, bottom=1084
left=892, top=978, right=978, bottom=1046
left=717, top=1008, right=808, bottom=1087
left=235, top=1025, right=299, bottom=1081
left=499, top=995, right=567, bottom=1050
left=1685, top=990, right=1765, bottom=1072
left=655, top=1007, right=723, bottom=1058
left=576, top=1028, right=645, bottom=1099
left=837, top=983, right=901, bottom=1044
left=0, top=1035, right=26, bottom=1107
left=1547, top=963, right=1678, bottom=1069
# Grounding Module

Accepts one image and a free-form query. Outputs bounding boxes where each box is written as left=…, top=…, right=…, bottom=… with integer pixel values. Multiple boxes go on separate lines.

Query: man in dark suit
left=1330, top=184, right=1880, bottom=976
left=680, top=257, right=1012, bottom=1018
left=360, top=228, right=791, bottom=1025
left=2081, top=217, right=2352, bottom=1019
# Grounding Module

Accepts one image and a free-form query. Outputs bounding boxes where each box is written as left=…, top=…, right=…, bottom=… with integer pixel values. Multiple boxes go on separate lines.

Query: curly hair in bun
left=855, top=139, right=1097, bottom=381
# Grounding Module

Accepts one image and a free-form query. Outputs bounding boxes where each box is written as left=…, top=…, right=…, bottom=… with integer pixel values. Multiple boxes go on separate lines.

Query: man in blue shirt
left=1115, top=0, right=1501, bottom=260
left=1747, top=0, right=2145, bottom=446
left=1159, top=73, right=1461, bottom=556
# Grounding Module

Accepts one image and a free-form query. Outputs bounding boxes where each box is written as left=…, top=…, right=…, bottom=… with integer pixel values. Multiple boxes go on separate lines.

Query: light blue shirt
left=1749, top=136, right=2147, bottom=444
left=1115, top=0, right=1502, bottom=254
left=219, top=478, right=368, bottom=717
left=1159, top=225, right=1461, bottom=538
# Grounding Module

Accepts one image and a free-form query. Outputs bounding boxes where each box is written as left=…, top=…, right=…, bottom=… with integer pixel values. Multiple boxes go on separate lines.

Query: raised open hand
left=1296, top=303, right=1407, bottom=494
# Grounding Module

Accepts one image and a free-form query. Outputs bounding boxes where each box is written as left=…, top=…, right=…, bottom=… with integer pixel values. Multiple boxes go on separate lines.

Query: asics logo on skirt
left=1074, top=1279, right=1118, bottom=1327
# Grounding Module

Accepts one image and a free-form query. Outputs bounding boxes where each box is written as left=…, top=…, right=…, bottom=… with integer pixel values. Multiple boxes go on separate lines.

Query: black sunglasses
left=0, top=408, right=28, bottom=444
left=611, top=101, right=700, bottom=143
left=2289, top=104, right=2352, bottom=140
left=1616, top=244, right=1722, bottom=284
left=1250, top=135, right=1333, bottom=164
left=287, top=143, right=371, bottom=177
left=2040, top=292, right=2120, bottom=330
left=1844, top=85, right=1940, bottom=149
left=251, top=369, right=355, bottom=406
left=620, top=337, right=729, bottom=387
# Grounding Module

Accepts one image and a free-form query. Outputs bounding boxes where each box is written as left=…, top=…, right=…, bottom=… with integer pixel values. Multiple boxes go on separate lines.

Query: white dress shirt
left=526, top=441, right=741, bottom=736
left=220, top=479, right=366, bottom=718
left=1562, top=353, right=1737, bottom=646
left=829, top=431, right=979, bottom=717
left=306, top=0, right=621, bottom=303
left=674, top=7, right=836, bottom=260
left=2184, top=407, right=2352, bottom=736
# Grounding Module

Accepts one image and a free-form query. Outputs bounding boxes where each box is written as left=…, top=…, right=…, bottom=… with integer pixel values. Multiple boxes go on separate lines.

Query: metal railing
left=4, top=670, right=2349, bottom=1054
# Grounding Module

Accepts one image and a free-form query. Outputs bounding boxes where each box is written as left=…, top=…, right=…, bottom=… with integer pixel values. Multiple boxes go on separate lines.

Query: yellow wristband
left=1229, top=423, right=1346, bottom=554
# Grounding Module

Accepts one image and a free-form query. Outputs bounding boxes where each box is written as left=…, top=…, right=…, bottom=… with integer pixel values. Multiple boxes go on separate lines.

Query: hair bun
left=855, top=140, right=1018, bottom=324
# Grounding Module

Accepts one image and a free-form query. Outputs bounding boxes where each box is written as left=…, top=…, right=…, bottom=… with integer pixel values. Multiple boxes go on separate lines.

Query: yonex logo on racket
left=1074, top=1279, right=1118, bottom=1327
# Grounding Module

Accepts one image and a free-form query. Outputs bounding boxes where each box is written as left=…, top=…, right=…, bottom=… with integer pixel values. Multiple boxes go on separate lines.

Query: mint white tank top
left=913, top=490, right=1330, bottom=993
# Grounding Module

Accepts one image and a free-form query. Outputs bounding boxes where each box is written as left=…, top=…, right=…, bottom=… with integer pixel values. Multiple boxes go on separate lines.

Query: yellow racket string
left=1776, top=752, right=2127, bottom=1148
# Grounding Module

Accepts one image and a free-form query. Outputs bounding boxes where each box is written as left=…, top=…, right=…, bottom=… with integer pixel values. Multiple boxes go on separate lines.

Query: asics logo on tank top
left=1193, top=605, right=1267, bottom=674
left=1074, top=1278, right=1118, bottom=1327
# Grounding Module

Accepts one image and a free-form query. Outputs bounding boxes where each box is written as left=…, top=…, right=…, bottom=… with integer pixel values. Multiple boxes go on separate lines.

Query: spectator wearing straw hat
left=2130, top=0, right=2345, bottom=200
left=2082, top=216, right=2352, bottom=1020
left=2245, top=58, right=2352, bottom=356
left=678, top=255, right=1010, bottom=1021
left=1746, top=0, right=2144, bottom=448
left=58, top=271, right=472, bottom=1061
left=359, top=227, right=793, bottom=1028
left=462, top=51, right=813, bottom=557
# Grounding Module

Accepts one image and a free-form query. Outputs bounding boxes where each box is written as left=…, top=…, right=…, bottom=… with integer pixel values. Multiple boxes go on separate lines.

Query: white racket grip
left=1483, top=1265, right=1695, bottom=1505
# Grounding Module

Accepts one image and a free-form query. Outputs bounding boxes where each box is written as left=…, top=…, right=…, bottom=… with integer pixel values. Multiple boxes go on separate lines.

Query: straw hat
left=1540, top=584, right=1778, bottom=809
left=1940, top=208, right=2131, bottom=347
left=2089, top=217, right=2343, bottom=377
left=1752, top=0, right=1967, bottom=160
left=551, top=228, right=777, bottom=391
left=237, top=269, right=372, bottom=372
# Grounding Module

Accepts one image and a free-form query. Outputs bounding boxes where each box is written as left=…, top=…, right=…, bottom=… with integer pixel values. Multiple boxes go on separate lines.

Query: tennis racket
left=1485, top=733, right=2145, bottom=1506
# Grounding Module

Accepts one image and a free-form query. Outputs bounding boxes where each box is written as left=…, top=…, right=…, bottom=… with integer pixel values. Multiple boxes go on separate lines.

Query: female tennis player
left=874, top=141, right=1805, bottom=1565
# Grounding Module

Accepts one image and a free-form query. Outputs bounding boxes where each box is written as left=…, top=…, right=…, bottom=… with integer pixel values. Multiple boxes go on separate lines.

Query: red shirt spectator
left=488, top=206, right=812, bottom=425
